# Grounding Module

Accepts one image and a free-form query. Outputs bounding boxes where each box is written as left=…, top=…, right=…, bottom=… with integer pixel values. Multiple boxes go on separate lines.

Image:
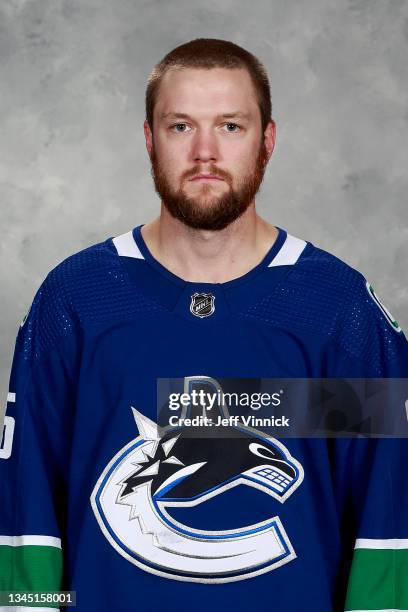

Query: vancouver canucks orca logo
left=91, top=377, right=304, bottom=583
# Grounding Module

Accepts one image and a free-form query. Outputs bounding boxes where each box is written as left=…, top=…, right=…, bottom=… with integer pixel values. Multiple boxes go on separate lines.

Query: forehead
left=155, top=67, right=259, bottom=120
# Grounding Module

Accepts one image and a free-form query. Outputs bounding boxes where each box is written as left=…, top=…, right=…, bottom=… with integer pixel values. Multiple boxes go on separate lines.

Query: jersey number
left=0, top=393, right=16, bottom=460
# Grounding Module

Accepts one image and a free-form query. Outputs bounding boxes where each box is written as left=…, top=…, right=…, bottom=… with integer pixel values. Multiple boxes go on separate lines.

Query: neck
left=140, top=204, right=278, bottom=284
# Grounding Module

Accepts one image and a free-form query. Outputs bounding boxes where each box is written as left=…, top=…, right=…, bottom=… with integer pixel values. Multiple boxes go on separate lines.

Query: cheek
left=229, top=149, right=257, bottom=175
left=225, top=137, right=260, bottom=164
left=157, top=139, right=187, bottom=169
left=154, top=146, right=179, bottom=176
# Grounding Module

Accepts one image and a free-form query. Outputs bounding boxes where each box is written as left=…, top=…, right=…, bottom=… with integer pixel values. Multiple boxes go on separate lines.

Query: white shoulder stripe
left=112, top=230, right=144, bottom=259
left=355, top=538, right=408, bottom=550
left=0, top=535, right=62, bottom=548
left=268, top=233, right=307, bottom=267
left=7, top=392, right=15, bottom=403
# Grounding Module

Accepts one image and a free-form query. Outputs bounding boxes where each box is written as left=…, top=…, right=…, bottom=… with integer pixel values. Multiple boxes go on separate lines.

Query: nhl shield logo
left=190, top=292, right=215, bottom=318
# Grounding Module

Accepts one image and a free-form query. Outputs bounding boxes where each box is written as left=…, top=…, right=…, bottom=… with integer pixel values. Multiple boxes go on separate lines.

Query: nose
left=191, top=128, right=219, bottom=163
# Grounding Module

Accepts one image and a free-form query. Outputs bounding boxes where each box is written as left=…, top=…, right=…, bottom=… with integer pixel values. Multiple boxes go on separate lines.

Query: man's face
left=145, top=67, right=275, bottom=231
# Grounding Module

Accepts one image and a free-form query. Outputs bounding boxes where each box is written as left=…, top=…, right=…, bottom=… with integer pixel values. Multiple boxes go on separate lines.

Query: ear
left=263, top=120, right=276, bottom=161
left=144, top=120, right=153, bottom=160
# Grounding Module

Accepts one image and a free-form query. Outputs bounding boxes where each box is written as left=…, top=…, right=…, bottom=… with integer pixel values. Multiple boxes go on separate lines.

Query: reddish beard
left=150, top=142, right=268, bottom=231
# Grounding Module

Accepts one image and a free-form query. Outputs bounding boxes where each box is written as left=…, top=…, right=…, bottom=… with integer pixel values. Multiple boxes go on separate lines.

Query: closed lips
left=190, top=174, right=223, bottom=180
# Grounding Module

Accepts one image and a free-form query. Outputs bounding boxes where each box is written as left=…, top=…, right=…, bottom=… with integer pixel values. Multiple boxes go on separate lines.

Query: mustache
left=182, top=166, right=232, bottom=183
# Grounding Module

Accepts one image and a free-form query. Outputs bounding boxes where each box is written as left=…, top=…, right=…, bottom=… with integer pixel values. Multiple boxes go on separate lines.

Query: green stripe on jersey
left=345, top=548, right=408, bottom=610
left=0, top=544, right=62, bottom=593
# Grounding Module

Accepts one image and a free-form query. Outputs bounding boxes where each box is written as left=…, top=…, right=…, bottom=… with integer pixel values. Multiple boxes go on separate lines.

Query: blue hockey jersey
left=1, top=225, right=408, bottom=612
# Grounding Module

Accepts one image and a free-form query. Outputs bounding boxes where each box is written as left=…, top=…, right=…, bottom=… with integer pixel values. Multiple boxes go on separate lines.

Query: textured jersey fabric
left=1, top=225, right=407, bottom=612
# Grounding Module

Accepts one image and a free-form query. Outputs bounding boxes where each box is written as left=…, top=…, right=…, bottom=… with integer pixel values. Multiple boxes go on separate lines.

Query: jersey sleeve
left=326, top=273, right=408, bottom=610
left=0, top=269, right=81, bottom=610
left=341, top=438, right=408, bottom=611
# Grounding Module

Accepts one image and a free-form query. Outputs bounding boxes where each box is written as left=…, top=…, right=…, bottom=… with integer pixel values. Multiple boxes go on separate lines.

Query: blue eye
left=172, top=123, right=189, bottom=132
left=224, top=123, right=241, bottom=132
left=170, top=122, right=241, bottom=133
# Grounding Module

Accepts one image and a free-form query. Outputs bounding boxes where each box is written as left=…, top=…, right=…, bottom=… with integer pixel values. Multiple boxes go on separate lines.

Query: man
left=1, top=38, right=407, bottom=612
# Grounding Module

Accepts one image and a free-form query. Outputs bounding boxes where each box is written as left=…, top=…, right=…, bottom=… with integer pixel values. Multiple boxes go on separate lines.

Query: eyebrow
left=160, top=111, right=251, bottom=121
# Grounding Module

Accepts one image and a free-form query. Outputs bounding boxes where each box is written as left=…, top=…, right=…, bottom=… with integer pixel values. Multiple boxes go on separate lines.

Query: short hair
left=145, top=38, right=272, bottom=132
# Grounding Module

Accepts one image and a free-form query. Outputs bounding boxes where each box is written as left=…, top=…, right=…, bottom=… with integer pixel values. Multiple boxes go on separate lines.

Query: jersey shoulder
left=17, top=235, right=163, bottom=364
left=291, top=238, right=407, bottom=371
left=248, top=233, right=407, bottom=374
left=295, top=239, right=403, bottom=333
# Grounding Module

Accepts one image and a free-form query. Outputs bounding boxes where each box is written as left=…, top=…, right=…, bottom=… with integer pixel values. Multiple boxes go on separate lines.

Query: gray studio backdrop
left=1, top=0, right=407, bottom=408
